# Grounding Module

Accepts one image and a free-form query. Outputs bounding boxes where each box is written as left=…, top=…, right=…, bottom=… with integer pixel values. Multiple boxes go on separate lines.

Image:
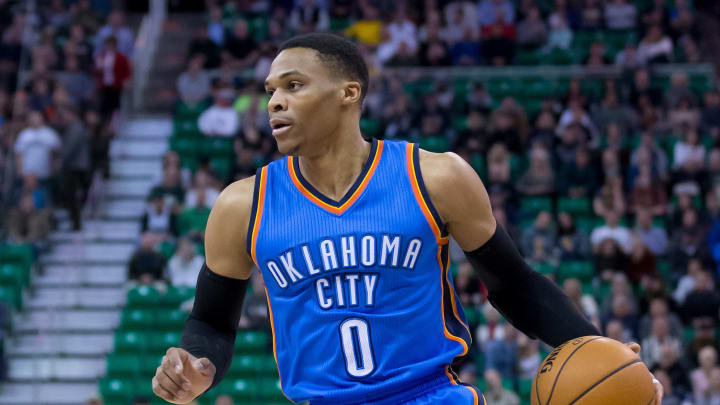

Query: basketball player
left=152, top=33, right=663, bottom=404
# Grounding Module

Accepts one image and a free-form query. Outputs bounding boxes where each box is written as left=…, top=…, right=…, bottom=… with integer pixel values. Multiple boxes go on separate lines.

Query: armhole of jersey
left=405, top=143, right=448, bottom=241
left=246, top=167, right=267, bottom=264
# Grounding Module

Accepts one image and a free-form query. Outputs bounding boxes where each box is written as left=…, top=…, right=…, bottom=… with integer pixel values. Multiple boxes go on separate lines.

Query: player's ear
left=341, top=81, right=362, bottom=106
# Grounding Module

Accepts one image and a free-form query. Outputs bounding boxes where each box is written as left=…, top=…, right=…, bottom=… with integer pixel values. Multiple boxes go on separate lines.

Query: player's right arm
left=152, top=176, right=256, bottom=404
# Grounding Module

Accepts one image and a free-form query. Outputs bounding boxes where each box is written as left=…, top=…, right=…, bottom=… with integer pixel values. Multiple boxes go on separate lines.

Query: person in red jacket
left=94, top=36, right=131, bottom=120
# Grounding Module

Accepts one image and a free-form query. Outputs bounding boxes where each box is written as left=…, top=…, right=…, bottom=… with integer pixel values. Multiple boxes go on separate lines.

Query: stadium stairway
left=0, top=117, right=171, bottom=404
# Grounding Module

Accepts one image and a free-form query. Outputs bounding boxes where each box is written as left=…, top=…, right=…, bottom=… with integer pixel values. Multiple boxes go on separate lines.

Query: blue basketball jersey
left=247, top=139, right=477, bottom=404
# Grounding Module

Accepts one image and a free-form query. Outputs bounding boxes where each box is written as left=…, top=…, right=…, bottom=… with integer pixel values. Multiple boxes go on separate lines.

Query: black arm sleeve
left=464, top=226, right=600, bottom=347
left=180, top=263, right=248, bottom=390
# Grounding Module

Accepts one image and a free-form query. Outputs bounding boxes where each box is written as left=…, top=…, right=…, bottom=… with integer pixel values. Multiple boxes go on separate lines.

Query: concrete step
left=7, top=333, right=113, bottom=357
left=15, top=310, right=120, bottom=333
left=40, top=242, right=135, bottom=265
left=8, top=357, right=105, bottom=381
left=121, top=118, right=172, bottom=138
left=50, top=220, right=141, bottom=244
left=27, top=288, right=125, bottom=310
left=35, top=265, right=127, bottom=287
left=0, top=382, right=98, bottom=405
left=110, top=137, right=168, bottom=158
left=111, top=159, right=162, bottom=178
left=106, top=178, right=155, bottom=199
left=98, top=199, right=147, bottom=220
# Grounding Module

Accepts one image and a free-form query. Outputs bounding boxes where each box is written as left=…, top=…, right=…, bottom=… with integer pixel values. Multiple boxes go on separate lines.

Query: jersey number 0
left=339, top=318, right=375, bottom=377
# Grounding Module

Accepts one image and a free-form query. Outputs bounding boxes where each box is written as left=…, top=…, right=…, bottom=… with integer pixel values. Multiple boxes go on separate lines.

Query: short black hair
left=279, top=33, right=369, bottom=103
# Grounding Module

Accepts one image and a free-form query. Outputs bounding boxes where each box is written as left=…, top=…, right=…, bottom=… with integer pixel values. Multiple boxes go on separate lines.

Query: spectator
left=681, top=270, right=720, bottom=325
left=72, top=0, right=101, bottom=34
left=579, top=0, right=603, bottom=31
left=629, top=69, right=663, bottom=107
left=198, top=88, right=239, bottom=137
left=477, top=0, right=515, bottom=27
left=484, top=323, right=518, bottom=378
left=128, top=233, right=167, bottom=285
left=480, top=9, right=516, bottom=66
left=594, top=237, right=628, bottom=281
left=177, top=55, right=211, bottom=108
left=601, top=294, right=638, bottom=342
left=140, top=190, right=178, bottom=239
left=604, top=0, right=638, bottom=30
left=640, top=317, right=683, bottom=368
left=95, top=10, right=134, bottom=58
left=594, top=176, right=626, bottom=217
left=239, top=270, right=270, bottom=329
left=670, top=209, right=707, bottom=271
left=669, top=0, right=694, bottom=40
left=476, top=302, right=506, bottom=345
left=585, top=41, right=610, bottom=66
left=58, top=105, right=91, bottom=230
left=188, top=26, right=221, bottom=69
left=633, top=209, right=668, bottom=256
left=289, top=0, right=329, bottom=33
left=556, top=212, right=590, bottom=259
left=5, top=192, right=51, bottom=244
left=655, top=344, right=692, bottom=398
left=214, top=395, right=234, bottom=405
left=637, top=24, right=673, bottom=65
left=450, top=28, right=482, bottom=66
left=702, top=91, right=720, bottom=139
left=149, top=165, right=185, bottom=209
left=615, top=42, right=644, bottom=71
left=55, top=55, right=94, bottom=106
left=344, top=5, right=382, bottom=47
left=591, top=211, right=632, bottom=253
left=223, top=19, right=259, bottom=69
left=453, top=260, right=483, bottom=308
left=563, top=277, right=599, bottom=321
left=167, top=237, right=204, bottom=287
left=638, top=297, right=684, bottom=341
left=516, top=6, right=547, bottom=48
left=542, top=4, right=573, bottom=51
left=484, top=368, right=520, bottom=405
left=605, top=319, right=625, bottom=342
left=630, top=171, right=668, bottom=216
left=206, top=6, right=224, bottom=46
left=674, top=257, right=703, bottom=305
left=520, top=210, right=556, bottom=263
left=516, top=145, right=555, bottom=196
left=64, top=24, right=94, bottom=70
left=627, top=236, right=657, bottom=284
left=94, top=36, right=131, bottom=120
left=692, top=347, right=720, bottom=403
left=14, top=110, right=61, bottom=182
left=185, top=168, right=220, bottom=209
left=441, top=3, right=479, bottom=45
left=86, top=108, right=112, bottom=179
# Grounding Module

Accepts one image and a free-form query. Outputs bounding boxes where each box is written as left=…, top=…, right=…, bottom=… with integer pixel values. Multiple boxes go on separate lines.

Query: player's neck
left=296, top=130, right=371, bottom=202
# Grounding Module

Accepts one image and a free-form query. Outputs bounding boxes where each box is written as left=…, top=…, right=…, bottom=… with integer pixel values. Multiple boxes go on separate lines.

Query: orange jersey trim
left=437, top=246, right=469, bottom=356
left=444, top=245, right=473, bottom=342
left=287, top=141, right=384, bottom=215
left=250, top=166, right=268, bottom=265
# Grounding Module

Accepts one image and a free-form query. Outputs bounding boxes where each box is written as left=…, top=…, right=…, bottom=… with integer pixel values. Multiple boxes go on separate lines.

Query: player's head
left=265, top=33, right=369, bottom=155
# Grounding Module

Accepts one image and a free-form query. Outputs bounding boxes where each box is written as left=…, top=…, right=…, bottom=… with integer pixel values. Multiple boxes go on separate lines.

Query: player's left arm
left=419, top=150, right=601, bottom=346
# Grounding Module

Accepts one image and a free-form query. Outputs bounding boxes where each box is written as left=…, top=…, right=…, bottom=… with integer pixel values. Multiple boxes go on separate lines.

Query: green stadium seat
left=141, top=354, right=164, bottom=377
left=329, top=17, right=350, bottom=31
left=150, top=332, right=182, bottom=352
left=470, top=154, right=487, bottom=180
left=163, top=286, right=195, bottom=307
left=229, top=354, right=258, bottom=376
left=106, top=354, right=142, bottom=377
left=515, top=49, right=541, bottom=65
left=0, top=285, right=20, bottom=309
left=156, top=309, right=188, bottom=330
left=0, top=264, right=26, bottom=288
left=257, top=378, right=286, bottom=400
left=127, top=286, right=162, bottom=309
left=519, top=378, right=533, bottom=402
left=133, top=377, right=155, bottom=399
left=114, top=330, right=150, bottom=353
left=177, top=207, right=211, bottom=235
left=173, top=118, right=201, bottom=138
left=488, top=78, right=521, bottom=99
left=419, top=136, right=449, bottom=153
left=176, top=101, right=209, bottom=120
left=169, top=136, right=200, bottom=156
left=531, top=262, right=556, bottom=277
left=200, top=137, right=234, bottom=157
left=121, top=309, right=156, bottom=330
left=522, top=78, right=554, bottom=99
left=99, top=378, right=134, bottom=403
left=210, top=157, right=233, bottom=180
left=258, top=355, right=278, bottom=374
left=557, top=197, right=591, bottom=215
left=520, top=197, right=553, bottom=215
left=558, top=261, right=594, bottom=283
left=360, top=118, right=380, bottom=138
left=219, top=378, right=256, bottom=400
left=575, top=215, right=600, bottom=234
left=235, top=330, right=269, bottom=353
left=657, top=260, right=672, bottom=280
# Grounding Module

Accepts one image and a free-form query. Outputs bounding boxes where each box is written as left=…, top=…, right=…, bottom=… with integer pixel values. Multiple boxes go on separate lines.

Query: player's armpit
left=204, top=175, right=257, bottom=280
left=417, top=149, right=496, bottom=249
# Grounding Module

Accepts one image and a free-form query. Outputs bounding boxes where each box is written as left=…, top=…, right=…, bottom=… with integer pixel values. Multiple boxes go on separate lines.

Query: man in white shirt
left=14, top=111, right=61, bottom=181
left=167, top=237, right=204, bottom=287
left=591, top=210, right=633, bottom=254
left=198, top=88, right=239, bottom=137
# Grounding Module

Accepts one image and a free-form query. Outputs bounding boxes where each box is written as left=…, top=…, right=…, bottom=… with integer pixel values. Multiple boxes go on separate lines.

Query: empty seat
left=558, top=261, right=594, bottom=283
left=235, top=330, right=269, bottom=353
left=520, top=197, right=552, bottom=215
left=106, top=354, right=141, bottom=377
left=127, top=286, right=162, bottom=309
left=114, top=330, right=150, bottom=353
left=155, top=309, right=188, bottom=330
left=121, top=308, right=156, bottom=330
left=99, top=378, right=134, bottom=403
left=557, top=197, right=591, bottom=215
left=163, top=286, right=196, bottom=307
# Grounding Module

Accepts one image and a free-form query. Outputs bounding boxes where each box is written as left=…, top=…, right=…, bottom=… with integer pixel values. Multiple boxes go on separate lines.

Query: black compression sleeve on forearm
left=180, top=263, right=248, bottom=390
left=464, top=226, right=600, bottom=347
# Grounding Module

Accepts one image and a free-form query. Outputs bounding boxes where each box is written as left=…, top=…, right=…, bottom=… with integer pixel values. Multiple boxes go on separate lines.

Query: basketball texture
left=531, top=336, right=656, bottom=405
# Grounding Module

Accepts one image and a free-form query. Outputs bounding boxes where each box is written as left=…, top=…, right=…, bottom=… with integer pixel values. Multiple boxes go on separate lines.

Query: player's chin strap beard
left=463, top=226, right=600, bottom=347
left=180, top=263, right=248, bottom=390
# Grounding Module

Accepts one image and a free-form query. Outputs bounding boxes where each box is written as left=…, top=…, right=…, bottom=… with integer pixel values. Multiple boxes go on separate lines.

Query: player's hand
left=625, top=342, right=664, bottom=404
left=152, top=347, right=216, bottom=404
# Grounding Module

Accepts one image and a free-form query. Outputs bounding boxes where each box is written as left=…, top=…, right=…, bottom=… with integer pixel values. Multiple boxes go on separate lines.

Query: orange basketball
left=531, top=336, right=656, bottom=405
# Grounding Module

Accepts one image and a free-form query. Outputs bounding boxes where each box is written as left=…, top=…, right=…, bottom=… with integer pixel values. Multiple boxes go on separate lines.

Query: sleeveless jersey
left=248, top=139, right=475, bottom=404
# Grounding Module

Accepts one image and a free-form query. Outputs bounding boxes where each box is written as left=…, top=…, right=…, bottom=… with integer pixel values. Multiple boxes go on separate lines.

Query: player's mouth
left=270, top=118, right=293, bottom=137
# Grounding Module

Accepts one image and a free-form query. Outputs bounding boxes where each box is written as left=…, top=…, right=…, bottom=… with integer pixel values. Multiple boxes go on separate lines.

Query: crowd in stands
left=126, top=0, right=720, bottom=404
left=0, top=0, right=134, bottom=387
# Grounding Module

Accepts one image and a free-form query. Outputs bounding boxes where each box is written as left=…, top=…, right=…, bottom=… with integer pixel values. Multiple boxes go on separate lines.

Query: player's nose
left=268, top=91, right=288, bottom=113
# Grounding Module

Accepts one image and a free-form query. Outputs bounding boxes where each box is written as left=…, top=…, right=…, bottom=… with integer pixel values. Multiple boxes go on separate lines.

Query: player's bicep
left=204, top=177, right=255, bottom=280
left=421, top=151, right=496, bottom=251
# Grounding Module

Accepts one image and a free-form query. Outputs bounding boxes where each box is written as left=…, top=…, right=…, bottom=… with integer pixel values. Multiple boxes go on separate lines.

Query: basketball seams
left=543, top=337, right=604, bottom=405
left=566, top=359, right=642, bottom=405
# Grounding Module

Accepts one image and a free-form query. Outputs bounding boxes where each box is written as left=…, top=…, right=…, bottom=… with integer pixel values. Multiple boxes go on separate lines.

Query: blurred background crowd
left=3, top=0, right=720, bottom=404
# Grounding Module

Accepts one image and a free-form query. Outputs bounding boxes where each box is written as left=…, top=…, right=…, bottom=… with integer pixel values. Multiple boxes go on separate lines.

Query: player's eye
left=288, top=81, right=303, bottom=91
left=266, top=89, right=275, bottom=96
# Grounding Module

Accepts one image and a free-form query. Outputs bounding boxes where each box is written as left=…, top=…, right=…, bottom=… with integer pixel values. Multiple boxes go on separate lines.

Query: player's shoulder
left=416, top=148, right=480, bottom=192
left=211, top=175, right=257, bottom=222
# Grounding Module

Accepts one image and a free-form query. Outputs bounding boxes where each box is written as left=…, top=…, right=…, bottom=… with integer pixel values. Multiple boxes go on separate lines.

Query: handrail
left=131, top=0, right=167, bottom=111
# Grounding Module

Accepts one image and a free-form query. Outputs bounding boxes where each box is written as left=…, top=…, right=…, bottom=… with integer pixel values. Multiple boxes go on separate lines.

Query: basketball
left=531, top=336, right=656, bottom=405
